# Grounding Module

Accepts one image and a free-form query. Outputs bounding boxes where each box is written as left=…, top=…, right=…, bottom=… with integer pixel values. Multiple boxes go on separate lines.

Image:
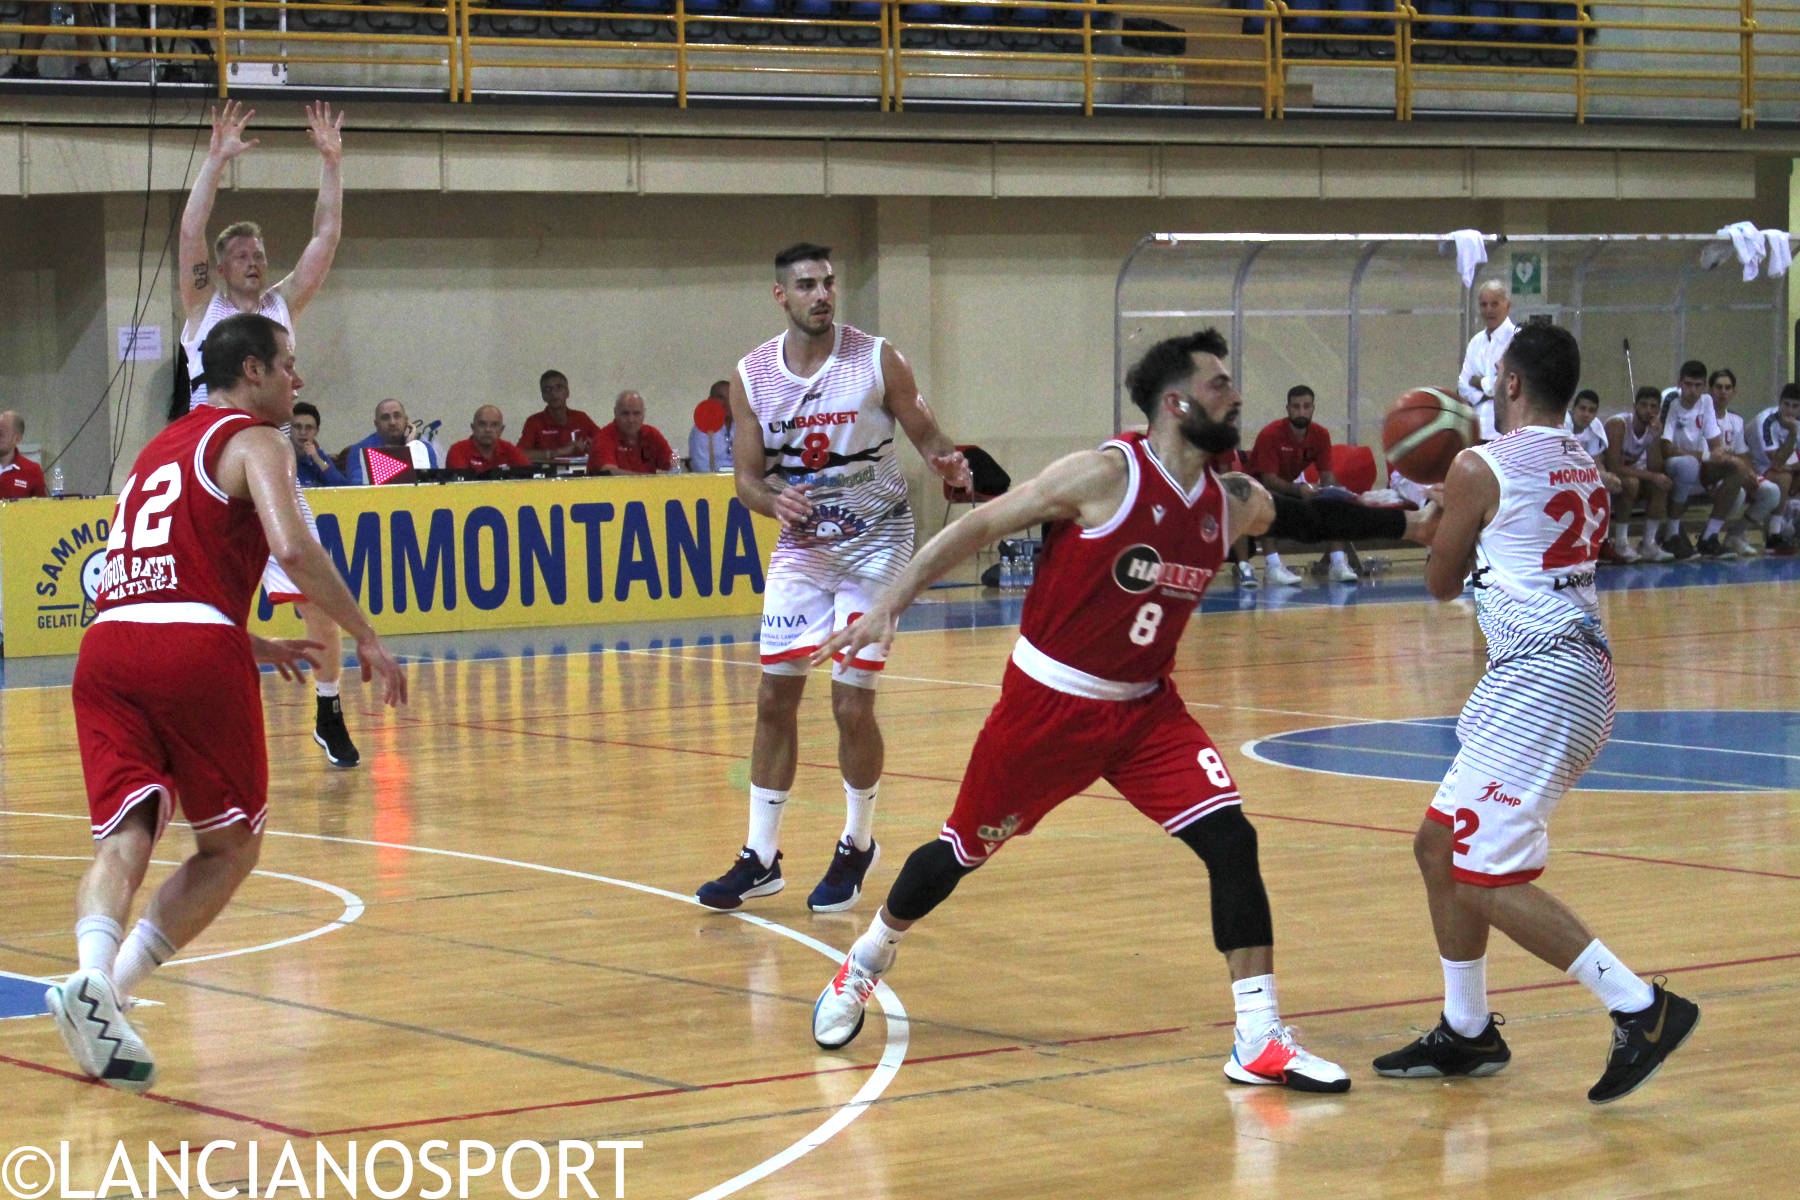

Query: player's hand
left=209, top=100, right=259, bottom=161
left=1600, top=470, right=1622, bottom=492
left=1781, top=414, right=1800, bottom=434
left=252, top=636, right=325, bottom=682
left=1404, top=499, right=1444, bottom=547
left=355, top=635, right=408, bottom=706
left=773, top=482, right=814, bottom=530
left=929, top=448, right=972, bottom=491
left=304, top=100, right=344, bottom=163
left=811, top=602, right=899, bottom=669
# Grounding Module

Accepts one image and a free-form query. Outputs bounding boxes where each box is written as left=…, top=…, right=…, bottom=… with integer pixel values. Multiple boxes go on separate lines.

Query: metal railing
left=0, top=0, right=1792, bottom=123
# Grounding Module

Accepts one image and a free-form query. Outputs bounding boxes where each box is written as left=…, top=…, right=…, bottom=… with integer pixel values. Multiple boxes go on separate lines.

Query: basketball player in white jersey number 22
left=178, top=99, right=361, bottom=769
left=696, top=243, right=971, bottom=914
left=1376, top=322, right=1699, bottom=1104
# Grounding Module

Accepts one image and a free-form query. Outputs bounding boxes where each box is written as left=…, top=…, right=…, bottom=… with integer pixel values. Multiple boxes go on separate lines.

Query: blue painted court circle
left=1243, top=710, right=1800, bottom=793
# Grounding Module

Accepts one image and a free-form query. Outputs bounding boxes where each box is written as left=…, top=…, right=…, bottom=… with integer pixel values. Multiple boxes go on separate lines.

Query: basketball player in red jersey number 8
left=45, top=314, right=406, bottom=1093
left=178, top=99, right=365, bottom=770
left=809, top=330, right=1440, bottom=1094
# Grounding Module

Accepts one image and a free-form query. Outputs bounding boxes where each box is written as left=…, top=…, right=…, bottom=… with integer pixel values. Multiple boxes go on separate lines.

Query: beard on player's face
left=1180, top=404, right=1241, bottom=454
left=1288, top=415, right=1311, bottom=430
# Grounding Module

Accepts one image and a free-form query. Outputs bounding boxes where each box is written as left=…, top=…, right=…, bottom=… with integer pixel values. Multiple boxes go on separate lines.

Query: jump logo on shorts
left=1475, top=781, right=1524, bottom=808
left=976, top=813, right=1021, bottom=854
left=1112, top=544, right=1215, bottom=596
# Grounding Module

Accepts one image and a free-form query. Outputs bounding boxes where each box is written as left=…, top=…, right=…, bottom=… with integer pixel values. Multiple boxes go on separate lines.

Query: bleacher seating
left=1225, top=0, right=1586, bottom=68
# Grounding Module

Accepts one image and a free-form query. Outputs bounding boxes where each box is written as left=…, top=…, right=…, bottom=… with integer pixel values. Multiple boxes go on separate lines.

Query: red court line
left=312, top=1027, right=1187, bottom=1138
left=0, top=1053, right=315, bottom=1137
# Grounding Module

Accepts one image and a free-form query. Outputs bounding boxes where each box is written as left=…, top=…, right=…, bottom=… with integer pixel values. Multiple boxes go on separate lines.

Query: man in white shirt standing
left=1458, top=280, right=1517, bottom=443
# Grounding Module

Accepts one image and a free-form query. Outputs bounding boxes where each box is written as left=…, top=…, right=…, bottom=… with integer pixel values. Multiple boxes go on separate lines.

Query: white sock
left=1703, top=518, right=1724, bottom=539
left=1232, top=974, right=1280, bottom=1043
left=113, top=919, right=176, bottom=999
left=75, top=915, right=123, bottom=976
left=1329, top=549, right=1349, bottom=568
left=1568, top=938, right=1655, bottom=1014
left=1641, top=529, right=1660, bottom=549
left=1264, top=552, right=1285, bottom=570
left=746, top=786, right=787, bottom=868
left=315, top=679, right=340, bottom=699
left=1441, top=956, right=1489, bottom=1037
left=1663, top=519, right=1683, bottom=538
left=1770, top=515, right=1787, bottom=537
left=842, top=781, right=878, bottom=851
left=850, top=910, right=906, bottom=974
left=1612, top=524, right=1631, bottom=547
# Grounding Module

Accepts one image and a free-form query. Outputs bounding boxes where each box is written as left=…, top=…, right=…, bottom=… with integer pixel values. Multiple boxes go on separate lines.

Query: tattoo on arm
left=1221, top=474, right=1254, bottom=502
left=191, top=261, right=209, bottom=290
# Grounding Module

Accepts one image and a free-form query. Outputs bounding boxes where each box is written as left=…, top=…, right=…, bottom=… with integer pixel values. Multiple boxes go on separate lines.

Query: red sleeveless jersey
left=1017, top=433, right=1228, bottom=686
left=94, top=407, right=272, bottom=627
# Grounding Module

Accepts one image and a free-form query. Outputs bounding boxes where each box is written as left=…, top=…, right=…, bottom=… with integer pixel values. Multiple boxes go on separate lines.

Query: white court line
left=0, top=851, right=365, bottom=965
left=0, top=811, right=909, bottom=1200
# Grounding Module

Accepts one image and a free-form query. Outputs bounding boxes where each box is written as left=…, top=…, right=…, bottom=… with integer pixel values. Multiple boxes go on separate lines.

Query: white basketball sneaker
left=1266, top=562, right=1303, bottom=587
left=46, top=969, right=157, bottom=1094
left=813, top=951, right=885, bottom=1050
left=1224, top=1024, right=1351, bottom=1093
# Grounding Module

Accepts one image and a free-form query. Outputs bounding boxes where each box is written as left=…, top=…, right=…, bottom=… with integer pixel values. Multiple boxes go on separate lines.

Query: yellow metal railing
left=0, top=0, right=1791, bottom=123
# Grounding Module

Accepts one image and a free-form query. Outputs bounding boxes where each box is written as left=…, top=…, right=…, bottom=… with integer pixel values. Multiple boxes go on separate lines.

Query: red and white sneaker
left=812, top=952, right=884, bottom=1050
left=1224, top=1025, right=1351, bottom=1093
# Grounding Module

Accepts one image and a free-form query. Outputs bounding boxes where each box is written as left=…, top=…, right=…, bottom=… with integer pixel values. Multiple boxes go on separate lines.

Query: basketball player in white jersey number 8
left=1379, top=321, right=1699, bottom=1103
left=695, top=243, right=972, bottom=915
left=178, top=99, right=361, bottom=769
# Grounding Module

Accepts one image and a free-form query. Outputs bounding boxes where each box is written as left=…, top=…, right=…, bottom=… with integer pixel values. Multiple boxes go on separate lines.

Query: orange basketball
left=1382, top=387, right=1478, bottom=484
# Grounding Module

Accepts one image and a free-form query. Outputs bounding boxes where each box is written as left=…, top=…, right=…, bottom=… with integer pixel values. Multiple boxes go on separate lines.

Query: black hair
left=1573, top=388, right=1600, bottom=406
left=291, top=401, right=322, bottom=425
left=201, top=313, right=286, bottom=392
left=1499, top=322, right=1580, bottom=413
left=774, top=242, right=832, bottom=278
left=539, top=369, right=567, bottom=388
left=1678, top=359, right=1707, bottom=382
left=1286, top=384, right=1315, bottom=403
left=1124, top=329, right=1230, bottom=421
left=1708, top=366, right=1736, bottom=389
left=1635, top=385, right=1663, bottom=404
left=1780, top=382, right=1800, bottom=402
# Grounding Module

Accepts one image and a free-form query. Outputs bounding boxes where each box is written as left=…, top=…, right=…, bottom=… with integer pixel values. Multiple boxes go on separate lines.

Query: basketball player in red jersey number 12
left=809, top=329, right=1440, bottom=1093
left=45, top=314, right=406, bottom=1094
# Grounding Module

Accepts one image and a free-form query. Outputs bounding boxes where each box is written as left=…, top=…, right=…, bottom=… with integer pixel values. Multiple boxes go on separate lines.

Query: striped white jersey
left=1571, top=417, right=1609, bottom=462
left=1753, top=405, right=1799, bottom=470
left=739, top=323, right=913, bottom=581
left=1658, top=390, right=1720, bottom=457
left=1469, top=426, right=1609, bottom=667
left=185, top=289, right=294, bottom=410
left=1608, top=413, right=1658, bottom=468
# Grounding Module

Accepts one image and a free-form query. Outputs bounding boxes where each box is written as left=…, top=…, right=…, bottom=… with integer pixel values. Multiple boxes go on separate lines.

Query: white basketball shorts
left=1428, top=640, right=1616, bottom=886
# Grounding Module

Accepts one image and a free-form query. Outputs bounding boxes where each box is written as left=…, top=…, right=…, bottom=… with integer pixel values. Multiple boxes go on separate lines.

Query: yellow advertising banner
left=1, top=474, right=773, bottom=657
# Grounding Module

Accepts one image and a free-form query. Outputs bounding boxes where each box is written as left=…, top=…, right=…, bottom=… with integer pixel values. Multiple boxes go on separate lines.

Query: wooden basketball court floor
left=2, top=563, right=1797, bottom=1199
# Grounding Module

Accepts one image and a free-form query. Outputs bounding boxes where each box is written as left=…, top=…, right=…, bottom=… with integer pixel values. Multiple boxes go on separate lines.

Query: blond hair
left=213, top=221, right=264, bottom=262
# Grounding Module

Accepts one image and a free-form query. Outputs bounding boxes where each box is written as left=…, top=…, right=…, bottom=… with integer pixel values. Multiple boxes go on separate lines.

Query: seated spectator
left=688, top=379, right=735, bottom=473
left=588, top=390, right=674, bottom=476
left=447, top=405, right=531, bottom=475
left=290, top=401, right=349, bottom=487
left=343, top=398, right=439, bottom=486
left=1751, top=382, right=1800, bottom=553
left=1707, top=367, right=1782, bottom=557
left=0, top=410, right=48, bottom=498
left=519, top=370, right=603, bottom=463
left=1251, top=385, right=1357, bottom=585
left=1657, top=359, right=1754, bottom=559
left=1567, top=389, right=1633, bottom=562
left=1603, top=386, right=1675, bottom=562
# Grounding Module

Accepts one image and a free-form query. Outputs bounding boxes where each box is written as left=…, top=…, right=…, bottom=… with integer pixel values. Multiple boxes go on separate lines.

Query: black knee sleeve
left=885, top=839, right=977, bottom=922
left=1175, top=807, right=1275, bottom=954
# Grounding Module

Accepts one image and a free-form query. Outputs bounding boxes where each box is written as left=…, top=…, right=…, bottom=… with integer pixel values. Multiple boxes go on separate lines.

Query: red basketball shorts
left=72, top=620, right=270, bottom=841
left=939, top=663, right=1242, bottom=866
